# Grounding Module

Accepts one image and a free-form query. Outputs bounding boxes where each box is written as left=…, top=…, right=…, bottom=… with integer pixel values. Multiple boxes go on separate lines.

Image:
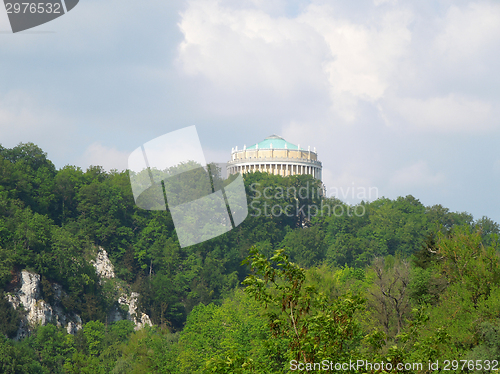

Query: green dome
left=247, top=135, right=303, bottom=150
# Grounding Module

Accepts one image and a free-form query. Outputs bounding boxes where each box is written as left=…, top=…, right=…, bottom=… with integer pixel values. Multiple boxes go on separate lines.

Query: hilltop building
left=227, top=135, right=322, bottom=181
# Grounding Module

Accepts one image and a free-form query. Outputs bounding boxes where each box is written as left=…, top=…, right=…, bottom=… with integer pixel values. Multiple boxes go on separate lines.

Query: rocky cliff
left=92, top=248, right=152, bottom=330
left=5, top=248, right=151, bottom=339
left=5, top=270, right=82, bottom=340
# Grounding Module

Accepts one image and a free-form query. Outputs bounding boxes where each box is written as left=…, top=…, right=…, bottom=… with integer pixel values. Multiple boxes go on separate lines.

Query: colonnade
left=228, top=162, right=322, bottom=180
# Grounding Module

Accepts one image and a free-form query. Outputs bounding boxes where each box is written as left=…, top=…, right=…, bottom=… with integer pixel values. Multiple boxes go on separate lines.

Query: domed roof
left=247, top=135, right=303, bottom=150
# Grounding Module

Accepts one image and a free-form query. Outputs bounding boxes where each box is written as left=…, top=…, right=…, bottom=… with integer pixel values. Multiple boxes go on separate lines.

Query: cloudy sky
left=1, top=0, right=499, bottom=222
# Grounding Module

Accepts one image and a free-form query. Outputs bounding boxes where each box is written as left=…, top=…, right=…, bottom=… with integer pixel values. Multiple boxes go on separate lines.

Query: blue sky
left=1, top=0, right=499, bottom=223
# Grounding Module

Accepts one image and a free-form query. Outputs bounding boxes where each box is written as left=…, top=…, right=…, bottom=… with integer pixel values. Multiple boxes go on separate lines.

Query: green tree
left=83, top=320, right=105, bottom=356
left=279, top=226, right=327, bottom=268
left=242, top=247, right=364, bottom=371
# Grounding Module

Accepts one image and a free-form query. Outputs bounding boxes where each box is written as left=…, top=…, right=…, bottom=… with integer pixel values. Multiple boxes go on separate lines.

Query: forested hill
left=1, top=142, right=499, bottom=373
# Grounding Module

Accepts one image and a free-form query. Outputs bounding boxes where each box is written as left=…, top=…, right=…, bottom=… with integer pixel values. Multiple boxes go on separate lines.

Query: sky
left=0, top=0, right=499, bottom=223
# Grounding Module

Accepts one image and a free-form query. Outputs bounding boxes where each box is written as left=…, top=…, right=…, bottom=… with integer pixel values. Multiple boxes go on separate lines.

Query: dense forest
left=0, top=142, right=499, bottom=373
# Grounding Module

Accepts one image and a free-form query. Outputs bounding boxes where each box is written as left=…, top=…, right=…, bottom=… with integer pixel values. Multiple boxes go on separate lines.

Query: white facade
left=227, top=135, right=322, bottom=181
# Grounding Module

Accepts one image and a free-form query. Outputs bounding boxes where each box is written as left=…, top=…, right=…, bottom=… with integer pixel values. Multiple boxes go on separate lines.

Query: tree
left=436, top=226, right=500, bottom=307
left=242, top=247, right=364, bottom=370
left=279, top=226, right=327, bottom=268
left=367, top=256, right=411, bottom=338
left=83, top=321, right=105, bottom=356
left=177, top=290, right=270, bottom=374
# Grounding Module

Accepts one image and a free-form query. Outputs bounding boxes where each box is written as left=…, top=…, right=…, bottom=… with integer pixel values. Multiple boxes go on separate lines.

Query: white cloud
left=433, top=2, right=500, bottom=63
left=176, top=0, right=412, bottom=120
left=390, top=161, right=445, bottom=188
left=202, top=147, right=231, bottom=164
left=177, top=1, right=328, bottom=93
left=177, top=0, right=500, bottom=133
left=0, top=90, right=73, bottom=147
left=79, top=142, right=129, bottom=171
left=301, top=5, right=412, bottom=119
left=390, top=94, right=493, bottom=132
left=323, top=169, right=380, bottom=202
left=0, top=91, right=39, bottom=133
left=374, top=0, right=398, bottom=5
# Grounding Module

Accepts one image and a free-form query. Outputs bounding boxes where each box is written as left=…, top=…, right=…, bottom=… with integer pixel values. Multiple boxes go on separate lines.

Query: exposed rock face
left=6, top=270, right=82, bottom=340
left=91, top=248, right=116, bottom=281
left=94, top=248, right=152, bottom=330
left=4, top=247, right=152, bottom=339
left=107, top=292, right=153, bottom=330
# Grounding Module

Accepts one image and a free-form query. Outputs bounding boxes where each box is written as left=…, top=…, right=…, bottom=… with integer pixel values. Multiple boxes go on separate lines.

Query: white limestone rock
left=66, top=316, right=83, bottom=335
left=136, top=313, right=153, bottom=330
left=4, top=248, right=152, bottom=340
left=114, top=292, right=152, bottom=330
left=92, top=247, right=116, bottom=281
left=6, top=270, right=82, bottom=340
left=94, top=248, right=152, bottom=330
